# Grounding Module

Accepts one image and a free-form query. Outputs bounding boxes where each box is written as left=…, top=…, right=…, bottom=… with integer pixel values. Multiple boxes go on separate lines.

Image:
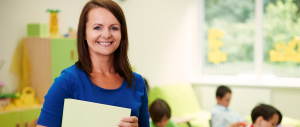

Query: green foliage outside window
left=204, top=0, right=300, bottom=77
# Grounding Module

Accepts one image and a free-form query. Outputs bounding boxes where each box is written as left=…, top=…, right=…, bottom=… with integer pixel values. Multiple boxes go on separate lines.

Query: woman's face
left=85, top=7, right=121, bottom=57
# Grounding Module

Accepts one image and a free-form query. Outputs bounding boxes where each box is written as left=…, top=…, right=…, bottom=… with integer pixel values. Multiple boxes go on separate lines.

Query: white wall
left=0, top=0, right=197, bottom=92
left=271, top=88, right=300, bottom=120
left=118, top=0, right=197, bottom=87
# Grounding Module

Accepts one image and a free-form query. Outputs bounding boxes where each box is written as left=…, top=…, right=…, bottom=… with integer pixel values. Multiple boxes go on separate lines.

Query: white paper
left=62, top=98, right=131, bottom=127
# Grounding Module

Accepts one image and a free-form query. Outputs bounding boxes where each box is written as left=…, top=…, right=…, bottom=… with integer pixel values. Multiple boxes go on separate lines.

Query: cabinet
left=25, top=38, right=78, bottom=104
left=0, top=106, right=41, bottom=127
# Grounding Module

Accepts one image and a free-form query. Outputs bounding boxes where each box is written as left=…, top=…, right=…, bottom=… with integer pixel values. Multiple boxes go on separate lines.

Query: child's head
left=149, top=99, right=171, bottom=127
left=251, top=104, right=282, bottom=127
left=216, top=85, right=232, bottom=107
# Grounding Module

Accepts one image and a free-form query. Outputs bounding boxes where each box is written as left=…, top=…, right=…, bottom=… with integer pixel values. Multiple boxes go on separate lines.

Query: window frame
left=194, top=0, right=300, bottom=87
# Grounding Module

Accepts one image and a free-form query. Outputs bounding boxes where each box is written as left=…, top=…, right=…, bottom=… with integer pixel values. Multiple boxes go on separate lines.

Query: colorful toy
left=0, top=82, right=11, bottom=110
left=0, top=86, right=39, bottom=112
left=27, top=23, right=49, bottom=37
left=47, top=9, right=60, bottom=37
left=19, top=87, right=39, bottom=107
left=239, top=121, right=246, bottom=127
left=64, top=27, right=76, bottom=38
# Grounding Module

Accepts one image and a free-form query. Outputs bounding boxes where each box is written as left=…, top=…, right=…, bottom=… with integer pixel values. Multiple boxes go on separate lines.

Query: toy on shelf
left=0, top=98, right=10, bottom=110
left=20, top=87, right=39, bottom=107
left=0, top=86, right=39, bottom=112
left=47, top=9, right=60, bottom=38
left=0, top=81, right=11, bottom=109
left=27, top=23, right=49, bottom=37
left=0, top=92, right=21, bottom=111
left=64, top=27, right=76, bottom=38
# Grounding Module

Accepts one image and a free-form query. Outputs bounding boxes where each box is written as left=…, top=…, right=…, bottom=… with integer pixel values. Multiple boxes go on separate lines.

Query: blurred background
left=0, top=0, right=300, bottom=126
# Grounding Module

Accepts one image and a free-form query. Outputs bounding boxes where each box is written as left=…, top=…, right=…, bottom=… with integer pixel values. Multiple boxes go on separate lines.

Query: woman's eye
left=111, top=27, right=118, bottom=30
left=94, top=27, right=101, bottom=30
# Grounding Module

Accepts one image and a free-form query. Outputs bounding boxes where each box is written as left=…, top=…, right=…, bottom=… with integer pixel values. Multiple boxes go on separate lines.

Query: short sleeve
left=138, top=77, right=150, bottom=127
left=37, top=71, right=72, bottom=127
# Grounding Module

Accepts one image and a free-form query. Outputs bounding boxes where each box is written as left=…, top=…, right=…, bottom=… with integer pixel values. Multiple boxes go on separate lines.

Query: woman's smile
left=97, top=41, right=114, bottom=47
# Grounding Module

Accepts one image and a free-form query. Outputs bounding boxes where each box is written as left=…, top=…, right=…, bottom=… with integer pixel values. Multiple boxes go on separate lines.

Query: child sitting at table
left=211, top=85, right=247, bottom=127
left=149, top=99, right=178, bottom=127
left=247, top=104, right=282, bottom=127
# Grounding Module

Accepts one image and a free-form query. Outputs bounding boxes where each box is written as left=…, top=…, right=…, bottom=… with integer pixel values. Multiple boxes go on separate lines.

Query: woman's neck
left=90, top=53, right=115, bottom=74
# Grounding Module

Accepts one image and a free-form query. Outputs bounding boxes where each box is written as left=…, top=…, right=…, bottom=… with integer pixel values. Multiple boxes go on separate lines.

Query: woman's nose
left=101, top=29, right=111, bottom=38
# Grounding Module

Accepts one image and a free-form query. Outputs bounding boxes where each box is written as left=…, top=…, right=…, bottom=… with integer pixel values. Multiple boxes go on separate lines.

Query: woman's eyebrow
left=92, top=23, right=103, bottom=26
left=92, top=23, right=120, bottom=27
left=110, top=23, right=120, bottom=26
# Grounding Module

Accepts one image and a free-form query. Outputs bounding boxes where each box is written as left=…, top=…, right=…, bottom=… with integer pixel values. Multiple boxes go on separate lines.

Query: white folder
left=62, top=98, right=131, bottom=127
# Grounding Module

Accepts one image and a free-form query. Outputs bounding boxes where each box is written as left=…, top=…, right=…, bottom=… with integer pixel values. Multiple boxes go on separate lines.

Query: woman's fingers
left=117, top=116, right=139, bottom=127
left=121, top=116, right=139, bottom=123
left=117, top=122, right=138, bottom=127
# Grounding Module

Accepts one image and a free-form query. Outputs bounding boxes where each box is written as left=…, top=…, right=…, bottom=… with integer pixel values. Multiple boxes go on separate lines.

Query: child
left=211, top=85, right=247, bottom=127
left=149, top=99, right=178, bottom=127
left=248, top=104, right=282, bottom=127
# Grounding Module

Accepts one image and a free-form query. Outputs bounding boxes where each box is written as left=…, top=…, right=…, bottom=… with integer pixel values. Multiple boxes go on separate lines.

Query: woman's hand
left=117, top=116, right=139, bottom=127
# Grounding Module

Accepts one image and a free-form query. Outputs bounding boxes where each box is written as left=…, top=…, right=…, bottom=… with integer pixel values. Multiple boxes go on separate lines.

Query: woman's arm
left=37, top=71, right=72, bottom=126
left=137, top=78, right=150, bottom=127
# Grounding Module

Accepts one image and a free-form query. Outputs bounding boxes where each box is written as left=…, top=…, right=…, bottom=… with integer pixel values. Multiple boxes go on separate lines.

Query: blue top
left=211, top=104, right=245, bottom=127
left=37, top=65, right=150, bottom=127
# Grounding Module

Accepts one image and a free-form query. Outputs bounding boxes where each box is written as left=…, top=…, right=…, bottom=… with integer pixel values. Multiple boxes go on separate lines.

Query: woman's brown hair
left=75, top=0, right=135, bottom=88
left=149, top=99, right=171, bottom=123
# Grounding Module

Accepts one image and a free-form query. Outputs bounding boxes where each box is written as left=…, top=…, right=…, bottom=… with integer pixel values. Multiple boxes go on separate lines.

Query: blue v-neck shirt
left=37, top=65, right=150, bottom=127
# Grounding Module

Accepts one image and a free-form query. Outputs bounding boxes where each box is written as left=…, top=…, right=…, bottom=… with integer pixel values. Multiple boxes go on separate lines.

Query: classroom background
left=0, top=0, right=300, bottom=127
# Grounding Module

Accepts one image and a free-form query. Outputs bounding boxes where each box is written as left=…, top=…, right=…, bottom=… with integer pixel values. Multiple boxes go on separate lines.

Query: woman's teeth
left=97, top=41, right=112, bottom=45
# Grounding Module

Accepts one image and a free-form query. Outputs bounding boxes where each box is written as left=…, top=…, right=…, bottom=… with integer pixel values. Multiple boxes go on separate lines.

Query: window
left=263, top=0, right=300, bottom=78
left=197, top=0, right=300, bottom=86
left=204, top=0, right=255, bottom=75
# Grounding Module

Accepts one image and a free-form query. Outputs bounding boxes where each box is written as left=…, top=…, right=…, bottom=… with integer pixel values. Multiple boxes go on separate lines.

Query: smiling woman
left=36, top=0, right=150, bottom=127
left=85, top=7, right=122, bottom=64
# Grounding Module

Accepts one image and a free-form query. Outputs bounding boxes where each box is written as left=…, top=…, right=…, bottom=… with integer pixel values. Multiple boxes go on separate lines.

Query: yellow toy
left=269, top=36, right=300, bottom=63
left=47, top=9, right=60, bottom=37
left=0, top=87, right=39, bottom=111
left=19, top=87, right=39, bottom=107
left=208, top=28, right=227, bottom=65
